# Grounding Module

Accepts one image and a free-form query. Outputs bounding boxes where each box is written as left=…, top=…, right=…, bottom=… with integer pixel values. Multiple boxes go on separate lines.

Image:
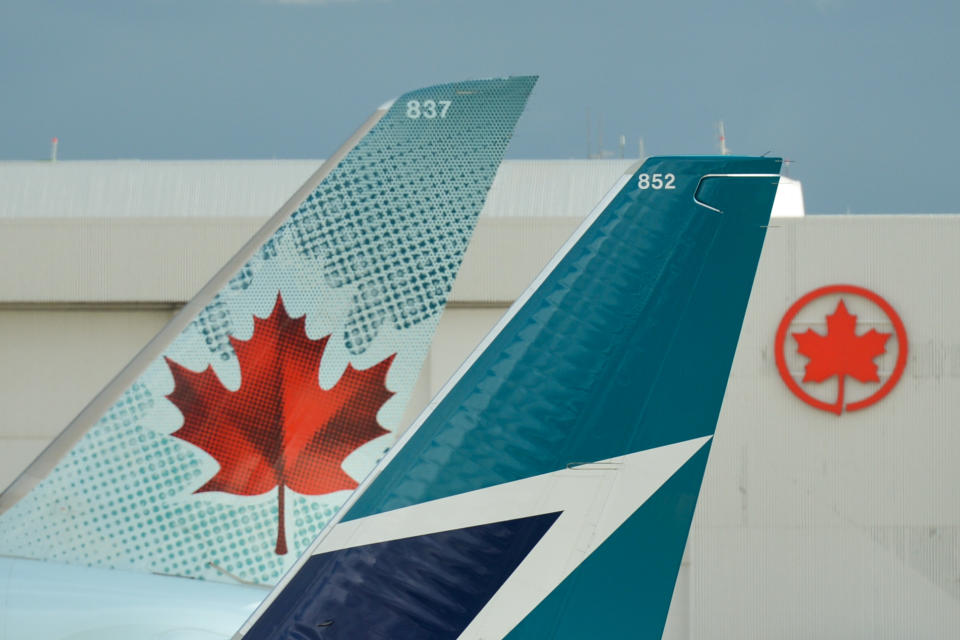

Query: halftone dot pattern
left=193, top=241, right=284, bottom=362
left=287, top=80, right=533, bottom=354
left=0, top=405, right=345, bottom=583
left=0, top=77, right=535, bottom=585
left=193, top=294, right=234, bottom=362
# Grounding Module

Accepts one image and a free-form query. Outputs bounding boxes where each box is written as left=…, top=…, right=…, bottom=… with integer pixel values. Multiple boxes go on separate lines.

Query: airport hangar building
left=0, top=159, right=957, bottom=638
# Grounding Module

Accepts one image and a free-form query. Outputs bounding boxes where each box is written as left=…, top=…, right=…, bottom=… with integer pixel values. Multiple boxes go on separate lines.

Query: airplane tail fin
left=236, top=157, right=782, bottom=639
left=0, top=76, right=536, bottom=585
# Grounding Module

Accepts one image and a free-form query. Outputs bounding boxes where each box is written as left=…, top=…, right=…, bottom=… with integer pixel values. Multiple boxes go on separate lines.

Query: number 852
left=637, top=173, right=676, bottom=190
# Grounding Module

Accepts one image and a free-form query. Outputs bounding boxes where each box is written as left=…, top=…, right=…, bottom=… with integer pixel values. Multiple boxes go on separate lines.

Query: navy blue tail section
left=245, top=512, right=560, bottom=640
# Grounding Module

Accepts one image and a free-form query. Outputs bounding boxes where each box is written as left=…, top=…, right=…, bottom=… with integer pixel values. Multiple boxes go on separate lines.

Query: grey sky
left=1, top=0, right=957, bottom=212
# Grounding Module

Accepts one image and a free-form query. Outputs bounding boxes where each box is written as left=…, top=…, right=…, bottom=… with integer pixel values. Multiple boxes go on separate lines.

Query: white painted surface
left=0, top=160, right=317, bottom=219
left=1, top=556, right=264, bottom=640
left=0, top=160, right=956, bottom=638
left=771, top=175, right=805, bottom=217
left=664, top=215, right=960, bottom=639
left=0, top=309, right=175, bottom=488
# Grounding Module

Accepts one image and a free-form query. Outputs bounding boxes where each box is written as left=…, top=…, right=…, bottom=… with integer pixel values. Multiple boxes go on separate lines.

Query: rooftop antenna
left=586, top=108, right=591, bottom=159
left=50, top=137, right=59, bottom=162
left=618, top=134, right=626, bottom=159
left=717, top=121, right=729, bottom=156
left=597, top=114, right=603, bottom=160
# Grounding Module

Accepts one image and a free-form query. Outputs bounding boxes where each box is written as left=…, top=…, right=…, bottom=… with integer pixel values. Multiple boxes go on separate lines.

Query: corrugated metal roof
left=0, top=159, right=636, bottom=219
left=0, top=160, right=317, bottom=219
left=482, top=159, right=636, bottom=217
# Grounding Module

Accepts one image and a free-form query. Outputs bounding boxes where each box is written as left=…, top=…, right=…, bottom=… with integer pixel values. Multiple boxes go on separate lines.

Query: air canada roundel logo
left=775, top=285, right=908, bottom=415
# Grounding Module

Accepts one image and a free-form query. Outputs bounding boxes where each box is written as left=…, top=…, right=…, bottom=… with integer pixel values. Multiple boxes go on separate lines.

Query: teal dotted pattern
left=287, top=80, right=534, bottom=353
left=0, top=77, right=535, bottom=585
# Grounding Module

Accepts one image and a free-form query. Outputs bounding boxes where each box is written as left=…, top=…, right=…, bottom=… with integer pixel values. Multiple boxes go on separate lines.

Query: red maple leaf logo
left=165, top=293, right=394, bottom=554
left=792, top=299, right=890, bottom=415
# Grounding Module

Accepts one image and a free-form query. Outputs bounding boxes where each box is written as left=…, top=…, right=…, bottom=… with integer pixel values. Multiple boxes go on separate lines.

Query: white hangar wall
left=0, top=160, right=958, bottom=638
left=665, top=216, right=960, bottom=639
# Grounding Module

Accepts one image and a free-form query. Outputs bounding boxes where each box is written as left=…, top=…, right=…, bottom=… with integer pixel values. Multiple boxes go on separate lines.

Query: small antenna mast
left=717, top=121, right=729, bottom=156
left=597, top=114, right=603, bottom=159
left=50, top=137, right=59, bottom=163
left=586, top=108, right=591, bottom=159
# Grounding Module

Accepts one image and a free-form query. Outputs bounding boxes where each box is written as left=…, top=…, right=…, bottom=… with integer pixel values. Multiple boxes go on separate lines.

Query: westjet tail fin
left=0, top=77, right=536, bottom=585
left=237, top=157, right=782, bottom=639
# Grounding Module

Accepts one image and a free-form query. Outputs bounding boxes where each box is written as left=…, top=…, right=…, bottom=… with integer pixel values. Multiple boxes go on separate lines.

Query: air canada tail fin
left=0, top=76, right=536, bottom=585
left=236, top=156, right=782, bottom=639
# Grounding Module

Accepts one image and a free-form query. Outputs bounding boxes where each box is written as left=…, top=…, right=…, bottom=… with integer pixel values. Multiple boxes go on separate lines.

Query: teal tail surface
left=237, top=157, right=782, bottom=639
